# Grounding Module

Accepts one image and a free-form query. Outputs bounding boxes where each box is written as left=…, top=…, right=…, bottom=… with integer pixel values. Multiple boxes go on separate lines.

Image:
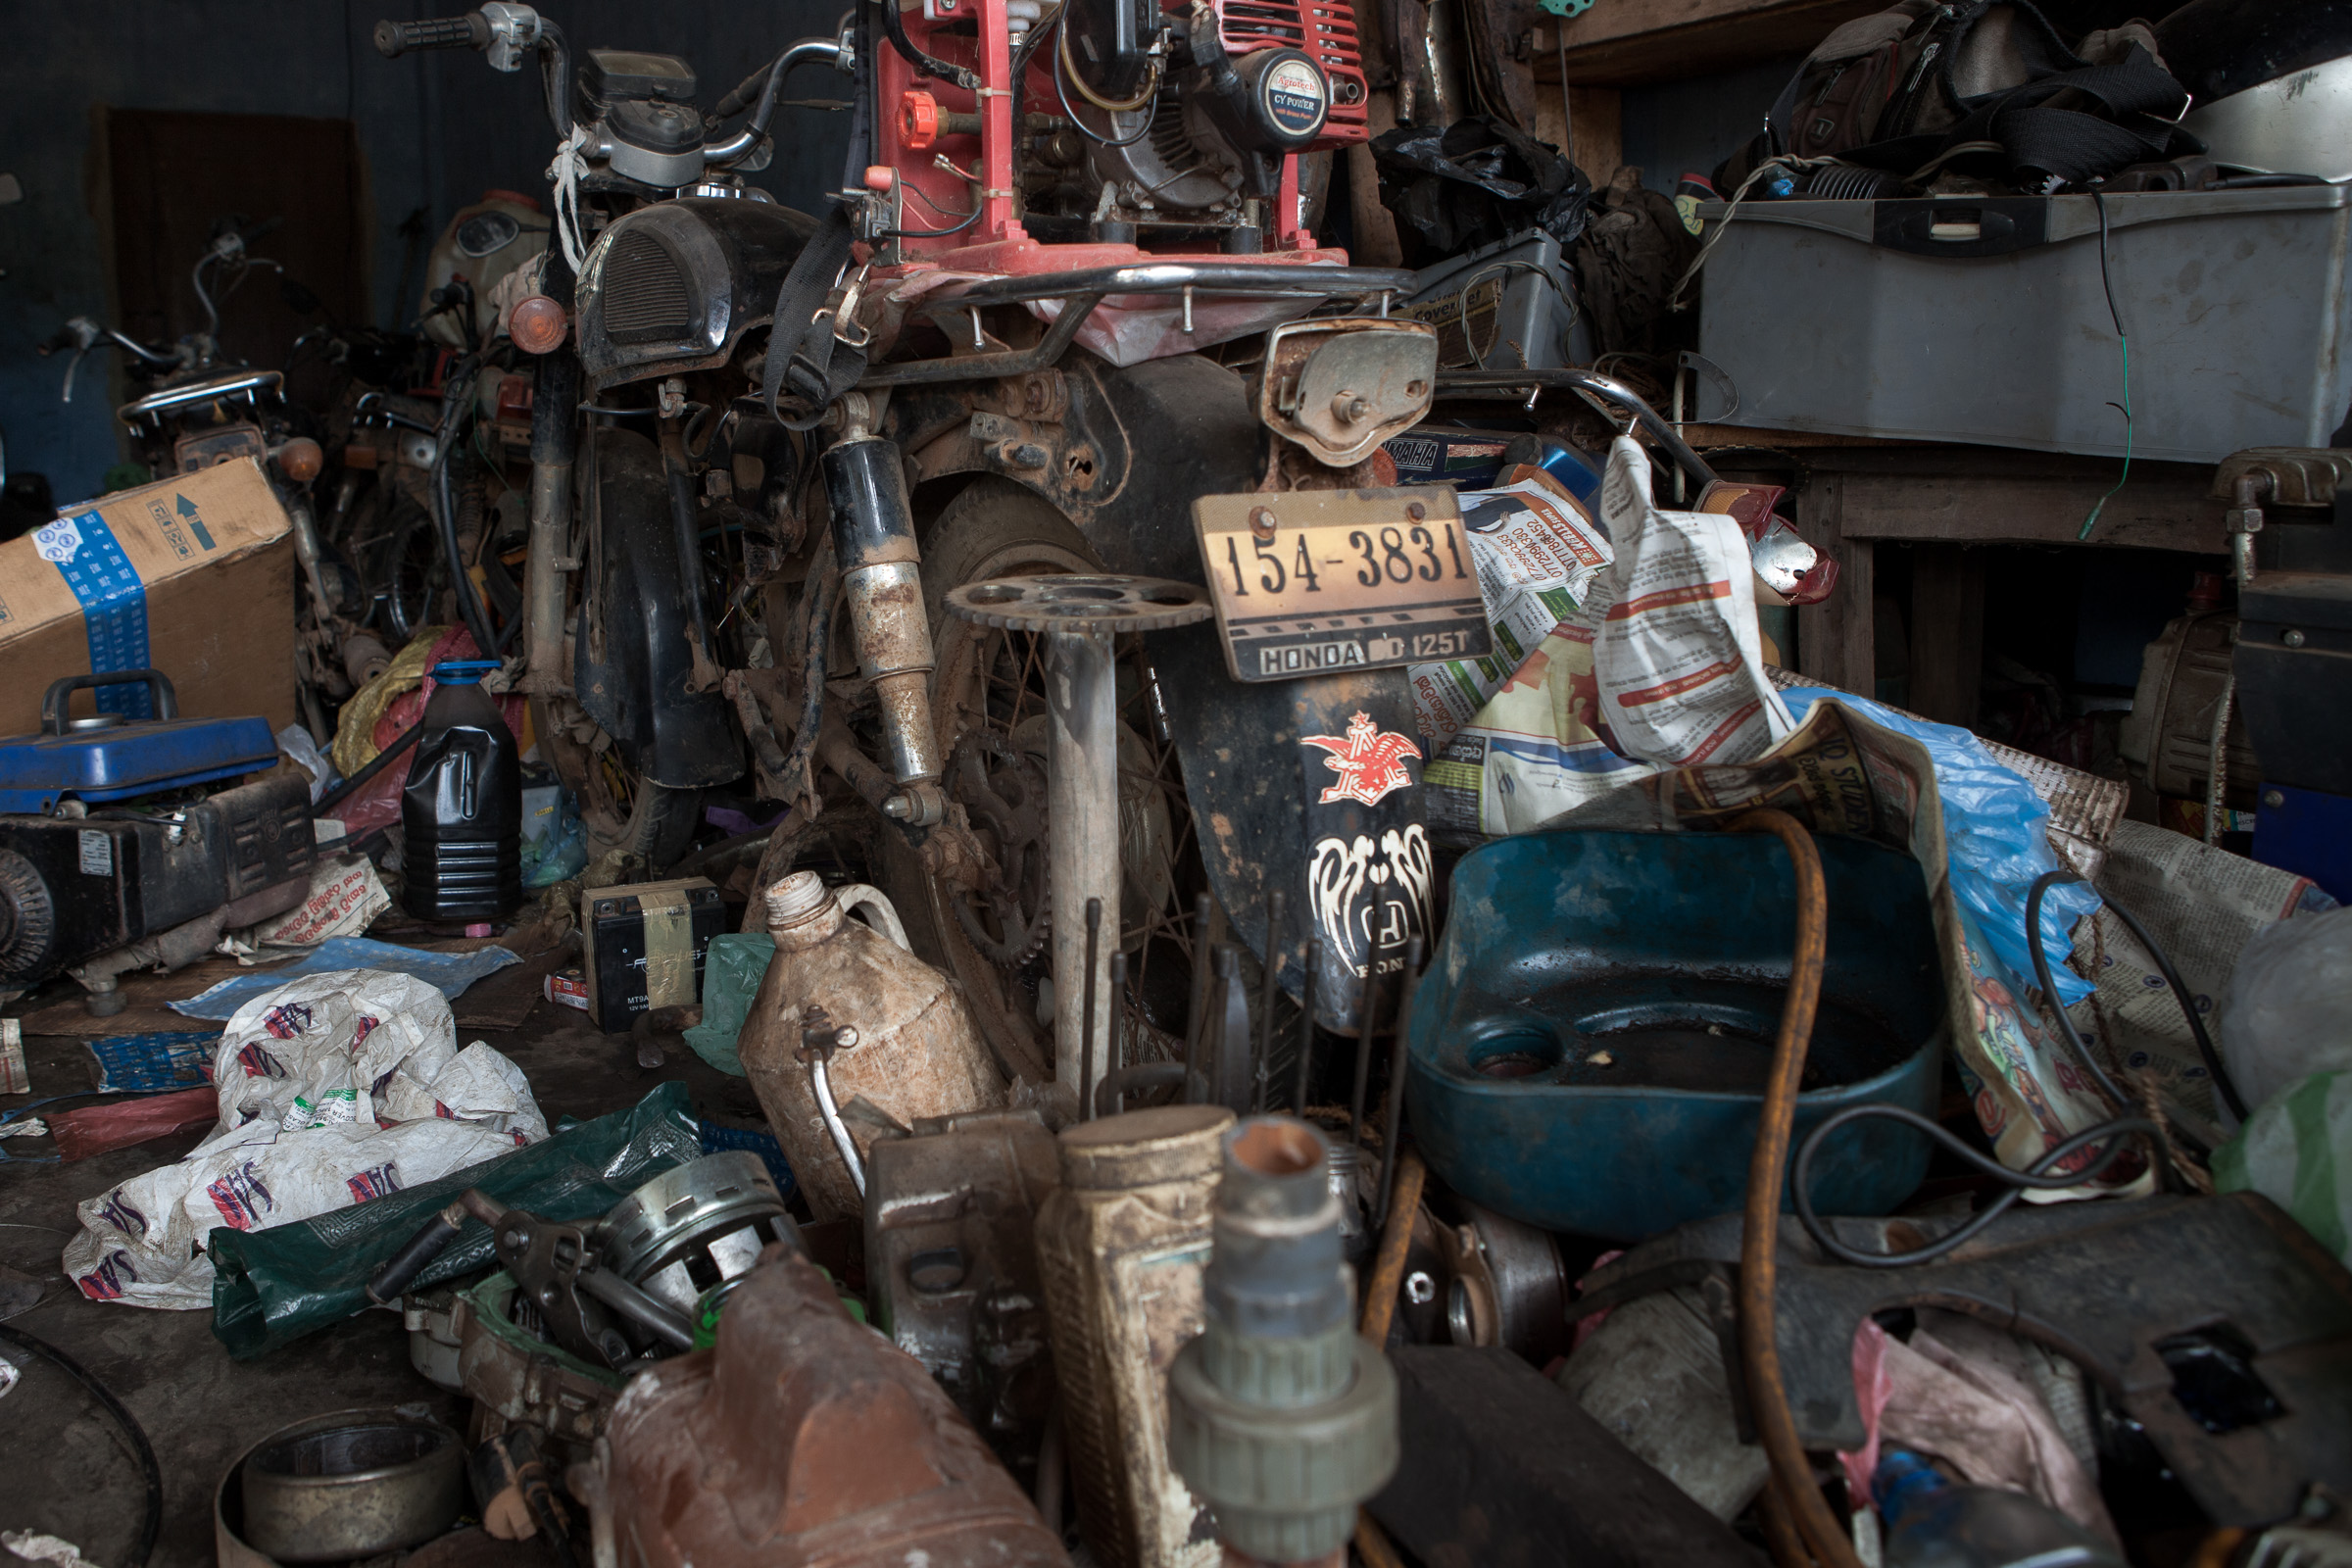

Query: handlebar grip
left=366, top=1200, right=469, bottom=1304
left=373, top=14, right=489, bottom=58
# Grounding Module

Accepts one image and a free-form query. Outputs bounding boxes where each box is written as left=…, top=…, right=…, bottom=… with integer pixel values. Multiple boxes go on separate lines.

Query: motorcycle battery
left=0, top=769, right=315, bottom=986
left=581, top=876, right=724, bottom=1034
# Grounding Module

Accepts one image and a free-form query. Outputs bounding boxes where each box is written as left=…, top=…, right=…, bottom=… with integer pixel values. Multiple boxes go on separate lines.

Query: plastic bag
left=683, top=932, right=776, bottom=1077
left=1370, top=116, right=1592, bottom=267
left=522, top=791, right=590, bottom=888
left=2218, top=906, right=2352, bottom=1115
left=209, top=1080, right=701, bottom=1359
left=1780, top=689, right=2101, bottom=1004
left=62, top=970, right=550, bottom=1309
left=2214, top=1070, right=2352, bottom=1267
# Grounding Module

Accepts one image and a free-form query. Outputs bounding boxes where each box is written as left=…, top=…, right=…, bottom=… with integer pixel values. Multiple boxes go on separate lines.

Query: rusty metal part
left=591, top=1247, right=1069, bottom=1568
left=826, top=433, right=946, bottom=802
left=724, top=671, right=793, bottom=798
left=865, top=1109, right=1062, bottom=1475
left=1255, top=319, right=1439, bottom=467
left=2211, top=448, right=2352, bottom=508
left=946, top=575, right=1213, bottom=1111
left=236, top=1409, right=466, bottom=1564
left=1433, top=1201, right=1571, bottom=1367
left=453, top=1272, right=625, bottom=1449
left=798, top=1004, right=868, bottom=1198
left=946, top=727, right=1052, bottom=965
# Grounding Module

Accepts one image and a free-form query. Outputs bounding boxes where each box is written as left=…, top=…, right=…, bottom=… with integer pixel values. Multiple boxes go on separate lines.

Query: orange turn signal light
left=510, top=294, right=568, bottom=355
left=275, top=437, right=324, bottom=483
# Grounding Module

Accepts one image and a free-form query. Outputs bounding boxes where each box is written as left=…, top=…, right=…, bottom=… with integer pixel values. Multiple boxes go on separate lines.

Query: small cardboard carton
left=0, top=459, right=296, bottom=739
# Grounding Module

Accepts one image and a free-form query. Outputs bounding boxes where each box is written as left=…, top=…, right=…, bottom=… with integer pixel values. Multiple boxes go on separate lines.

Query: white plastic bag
left=2219, top=906, right=2352, bottom=1115
left=63, top=968, right=545, bottom=1308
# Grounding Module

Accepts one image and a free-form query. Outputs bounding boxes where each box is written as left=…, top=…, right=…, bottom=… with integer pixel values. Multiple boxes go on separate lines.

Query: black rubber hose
left=0, top=1322, right=164, bottom=1568
left=659, top=419, right=715, bottom=662
left=316, top=718, right=425, bottom=813
left=431, top=368, right=503, bottom=659
left=1792, top=1106, right=2160, bottom=1268
left=872, top=0, right=978, bottom=92
left=2028, top=869, right=2247, bottom=1121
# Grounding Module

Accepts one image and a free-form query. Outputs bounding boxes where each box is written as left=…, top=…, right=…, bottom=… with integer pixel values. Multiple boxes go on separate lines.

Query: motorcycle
left=370, top=0, right=1707, bottom=1108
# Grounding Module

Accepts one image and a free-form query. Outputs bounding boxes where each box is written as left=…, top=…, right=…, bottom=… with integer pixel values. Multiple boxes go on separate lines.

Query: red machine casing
left=872, top=0, right=1366, bottom=271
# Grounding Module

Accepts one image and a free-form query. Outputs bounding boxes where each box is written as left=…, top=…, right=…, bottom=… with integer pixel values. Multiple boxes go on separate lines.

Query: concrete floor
left=0, top=975, right=742, bottom=1568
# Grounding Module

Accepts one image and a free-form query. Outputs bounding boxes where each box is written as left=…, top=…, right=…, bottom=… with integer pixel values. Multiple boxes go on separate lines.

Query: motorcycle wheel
left=532, top=694, right=706, bottom=874
left=880, top=478, right=1209, bottom=1093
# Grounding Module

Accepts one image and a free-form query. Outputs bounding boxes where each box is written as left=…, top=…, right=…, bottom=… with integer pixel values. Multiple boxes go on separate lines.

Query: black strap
left=761, top=205, right=866, bottom=432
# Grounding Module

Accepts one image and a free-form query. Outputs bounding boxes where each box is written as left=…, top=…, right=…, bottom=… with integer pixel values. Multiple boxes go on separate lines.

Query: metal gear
left=944, top=727, right=1053, bottom=967
left=943, top=573, right=1213, bottom=634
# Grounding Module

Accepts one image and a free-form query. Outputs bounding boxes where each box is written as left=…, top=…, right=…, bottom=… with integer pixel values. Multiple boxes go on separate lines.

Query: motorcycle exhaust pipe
left=821, top=429, right=945, bottom=823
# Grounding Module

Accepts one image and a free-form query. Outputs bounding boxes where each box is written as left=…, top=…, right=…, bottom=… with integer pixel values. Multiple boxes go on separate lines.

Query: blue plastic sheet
left=85, top=1031, right=219, bottom=1092
left=1781, top=689, right=2101, bottom=1004
left=170, top=938, right=520, bottom=1019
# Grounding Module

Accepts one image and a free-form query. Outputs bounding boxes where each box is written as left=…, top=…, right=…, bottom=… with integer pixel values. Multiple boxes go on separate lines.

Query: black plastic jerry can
left=401, top=660, right=521, bottom=922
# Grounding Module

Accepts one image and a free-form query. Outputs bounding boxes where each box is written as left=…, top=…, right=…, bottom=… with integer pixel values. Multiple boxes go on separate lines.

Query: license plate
left=1191, top=487, right=1490, bottom=683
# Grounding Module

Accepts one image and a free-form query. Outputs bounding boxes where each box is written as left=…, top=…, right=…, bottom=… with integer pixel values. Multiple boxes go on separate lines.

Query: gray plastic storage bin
left=1690, top=186, right=2352, bottom=464
left=1397, top=229, right=1592, bottom=371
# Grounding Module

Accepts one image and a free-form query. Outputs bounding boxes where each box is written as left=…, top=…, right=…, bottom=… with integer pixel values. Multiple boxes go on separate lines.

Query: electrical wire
left=0, top=1321, right=165, bottom=1568
left=1053, top=17, right=1157, bottom=147
left=873, top=0, right=980, bottom=93
left=1056, top=15, right=1160, bottom=112
left=874, top=200, right=986, bottom=241
left=2078, top=185, right=2133, bottom=540
left=2028, top=869, right=2248, bottom=1122
left=1668, top=155, right=1838, bottom=312
left=1793, top=1105, right=2160, bottom=1267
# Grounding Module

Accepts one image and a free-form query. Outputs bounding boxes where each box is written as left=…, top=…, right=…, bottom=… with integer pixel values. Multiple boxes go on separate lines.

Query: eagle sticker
left=1300, top=712, right=1423, bottom=808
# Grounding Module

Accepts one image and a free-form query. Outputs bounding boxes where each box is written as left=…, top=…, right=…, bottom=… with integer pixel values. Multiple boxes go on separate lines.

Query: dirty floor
left=0, top=958, right=742, bottom=1567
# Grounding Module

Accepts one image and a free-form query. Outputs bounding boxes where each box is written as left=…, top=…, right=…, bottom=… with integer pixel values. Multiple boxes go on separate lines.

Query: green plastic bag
left=2215, top=1070, right=2352, bottom=1268
left=210, top=1081, right=702, bottom=1360
left=682, top=932, right=774, bottom=1076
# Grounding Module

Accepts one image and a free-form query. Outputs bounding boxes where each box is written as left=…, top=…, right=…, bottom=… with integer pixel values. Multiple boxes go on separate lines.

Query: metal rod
left=808, top=1051, right=865, bottom=1198
left=1376, top=937, right=1426, bottom=1233
left=574, top=1268, right=696, bottom=1351
left=1080, top=896, right=1102, bottom=1127
left=1182, top=892, right=1214, bottom=1102
left=1095, top=949, right=1127, bottom=1122
left=1255, top=889, right=1285, bottom=1113
left=1045, top=629, right=1122, bottom=1105
left=1350, top=938, right=1390, bottom=1149
left=1295, top=935, right=1322, bottom=1113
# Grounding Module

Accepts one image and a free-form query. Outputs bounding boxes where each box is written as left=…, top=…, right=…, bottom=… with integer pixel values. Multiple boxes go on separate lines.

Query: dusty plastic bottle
left=737, top=872, right=1004, bottom=1222
left=1877, top=1450, right=2125, bottom=1568
left=400, top=660, right=521, bottom=922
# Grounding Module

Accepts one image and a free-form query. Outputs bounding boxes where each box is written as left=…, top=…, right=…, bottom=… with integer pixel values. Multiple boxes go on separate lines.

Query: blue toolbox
left=0, top=670, right=313, bottom=1003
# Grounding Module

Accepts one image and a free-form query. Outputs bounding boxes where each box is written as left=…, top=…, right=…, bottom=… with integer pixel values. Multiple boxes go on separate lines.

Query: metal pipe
left=1376, top=938, right=1424, bottom=1232
left=1045, top=627, right=1121, bottom=1102
left=1435, top=368, right=1721, bottom=493
left=823, top=434, right=944, bottom=802
left=1295, top=935, right=1321, bottom=1113
left=1255, top=889, right=1285, bottom=1113
left=523, top=349, right=579, bottom=693
left=1349, top=938, right=1390, bottom=1148
left=1091, top=950, right=1127, bottom=1121
left=808, top=1048, right=866, bottom=1199
left=1080, top=896, right=1103, bottom=1130
left=574, top=1267, right=696, bottom=1351
left=702, top=38, right=848, bottom=161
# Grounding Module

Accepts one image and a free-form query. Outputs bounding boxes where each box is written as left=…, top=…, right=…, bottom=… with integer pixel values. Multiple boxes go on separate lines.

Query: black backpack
left=1735, top=0, right=2198, bottom=192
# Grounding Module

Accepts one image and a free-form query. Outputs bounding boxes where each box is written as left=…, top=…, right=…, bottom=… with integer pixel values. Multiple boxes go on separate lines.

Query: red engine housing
left=870, top=0, right=1363, bottom=272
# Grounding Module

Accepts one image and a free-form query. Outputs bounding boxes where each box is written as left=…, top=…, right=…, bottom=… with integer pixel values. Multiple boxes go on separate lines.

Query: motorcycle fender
left=902, top=353, right=1429, bottom=1025
left=574, top=428, right=744, bottom=789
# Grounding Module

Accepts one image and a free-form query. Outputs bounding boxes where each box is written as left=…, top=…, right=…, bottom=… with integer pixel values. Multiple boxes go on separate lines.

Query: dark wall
left=1, top=0, right=853, bottom=507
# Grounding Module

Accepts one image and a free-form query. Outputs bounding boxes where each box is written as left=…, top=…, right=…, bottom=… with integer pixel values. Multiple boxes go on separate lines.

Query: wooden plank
left=1533, top=79, right=1623, bottom=186
left=1795, top=475, right=1876, bottom=696
left=1826, top=461, right=2228, bottom=553
left=1529, top=0, right=1875, bottom=87
left=1907, top=544, right=1985, bottom=728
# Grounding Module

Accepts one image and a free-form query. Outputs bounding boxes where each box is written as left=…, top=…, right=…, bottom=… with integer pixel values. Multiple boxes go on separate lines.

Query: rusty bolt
left=1405, top=501, right=1427, bottom=521
left=1250, top=505, right=1277, bottom=541
left=1331, top=390, right=1371, bottom=425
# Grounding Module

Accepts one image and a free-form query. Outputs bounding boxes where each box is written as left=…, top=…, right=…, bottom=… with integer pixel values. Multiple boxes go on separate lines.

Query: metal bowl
left=237, top=1409, right=465, bottom=1563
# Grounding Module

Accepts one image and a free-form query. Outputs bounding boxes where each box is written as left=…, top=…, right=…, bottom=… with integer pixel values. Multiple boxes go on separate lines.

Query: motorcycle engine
left=1019, top=0, right=1365, bottom=244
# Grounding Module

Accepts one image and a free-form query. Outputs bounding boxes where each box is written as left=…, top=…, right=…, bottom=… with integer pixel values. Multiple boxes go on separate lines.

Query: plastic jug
left=400, top=660, right=521, bottom=922
left=738, top=872, right=1004, bottom=1221
left=1877, top=1450, right=2125, bottom=1568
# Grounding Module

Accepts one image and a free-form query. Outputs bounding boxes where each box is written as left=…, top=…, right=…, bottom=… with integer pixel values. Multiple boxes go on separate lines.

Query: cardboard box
left=0, top=459, right=295, bottom=739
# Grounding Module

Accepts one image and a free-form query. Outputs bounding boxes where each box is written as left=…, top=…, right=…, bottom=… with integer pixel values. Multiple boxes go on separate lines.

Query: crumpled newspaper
left=4, top=1534, right=97, bottom=1568
left=63, top=969, right=546, bottom=1309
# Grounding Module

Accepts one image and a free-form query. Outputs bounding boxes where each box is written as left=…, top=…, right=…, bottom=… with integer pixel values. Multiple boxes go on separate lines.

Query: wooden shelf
left=1529, top=0, right=1877, bottom=87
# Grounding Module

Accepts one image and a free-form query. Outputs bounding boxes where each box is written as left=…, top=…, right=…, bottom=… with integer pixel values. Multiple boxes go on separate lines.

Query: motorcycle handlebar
left=372, top=13, right=489, bottom=58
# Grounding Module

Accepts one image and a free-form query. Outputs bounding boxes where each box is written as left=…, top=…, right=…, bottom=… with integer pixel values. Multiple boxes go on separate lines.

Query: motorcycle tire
left=879, top=477, right=1209, bottom=1094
